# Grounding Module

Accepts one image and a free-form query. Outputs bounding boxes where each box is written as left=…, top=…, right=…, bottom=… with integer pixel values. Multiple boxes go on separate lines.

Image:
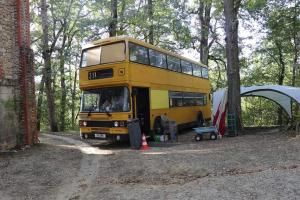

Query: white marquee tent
left=213, top=85, right=300, bottom=118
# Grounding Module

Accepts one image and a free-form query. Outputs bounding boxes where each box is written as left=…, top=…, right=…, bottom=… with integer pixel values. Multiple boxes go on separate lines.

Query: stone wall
left=0, top=0, right=37, bottom=150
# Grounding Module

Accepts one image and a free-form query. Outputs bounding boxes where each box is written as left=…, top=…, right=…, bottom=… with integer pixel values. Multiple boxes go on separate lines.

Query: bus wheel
left=195, top=134, right=203, bottom=141
left=82, top=134, right=88, bottom=139
left=197, top=111, right=204, bottom=127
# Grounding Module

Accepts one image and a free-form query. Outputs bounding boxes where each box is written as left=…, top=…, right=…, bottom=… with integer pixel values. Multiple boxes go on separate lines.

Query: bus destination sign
left=88, top=69, right=113, bottom=80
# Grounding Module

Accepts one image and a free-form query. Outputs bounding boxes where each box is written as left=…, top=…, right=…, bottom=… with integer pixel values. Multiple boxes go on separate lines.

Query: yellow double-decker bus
left=79, top=36, right=211, bottom=141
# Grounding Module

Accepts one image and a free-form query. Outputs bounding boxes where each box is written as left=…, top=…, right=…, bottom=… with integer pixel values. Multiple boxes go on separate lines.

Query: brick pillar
left=0, top=0, right=37, bottom=150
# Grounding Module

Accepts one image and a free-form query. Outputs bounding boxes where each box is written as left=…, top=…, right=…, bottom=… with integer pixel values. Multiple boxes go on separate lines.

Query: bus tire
left=81, top=133, right=88, bottom=139
left=197, top=111, right=204, bottom=127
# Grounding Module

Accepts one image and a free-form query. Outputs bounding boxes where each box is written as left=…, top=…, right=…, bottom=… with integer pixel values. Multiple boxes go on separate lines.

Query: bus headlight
left=79, top=120, right=87, bottom=127
left=114, top=121, right=119, bottom=127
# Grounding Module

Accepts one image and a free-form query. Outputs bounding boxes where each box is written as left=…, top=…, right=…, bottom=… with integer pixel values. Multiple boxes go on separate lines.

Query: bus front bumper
left=80, top=127, right=129, bottom=141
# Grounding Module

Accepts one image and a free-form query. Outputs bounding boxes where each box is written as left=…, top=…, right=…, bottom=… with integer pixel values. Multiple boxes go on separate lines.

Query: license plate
left=95, top=134, right=106, bottom=138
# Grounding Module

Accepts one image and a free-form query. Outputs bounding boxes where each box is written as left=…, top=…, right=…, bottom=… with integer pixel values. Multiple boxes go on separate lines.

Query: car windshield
left=81, top=86, right=130, bottom=113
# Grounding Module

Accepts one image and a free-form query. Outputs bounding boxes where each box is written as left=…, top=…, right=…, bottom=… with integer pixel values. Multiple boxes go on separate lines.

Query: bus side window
left=192, top=64, right=202, bottom=77
left=182, top=92, right=194, bottom=106
left=202, top=67, right=209, bottom=78
left=181, top=60, right=192, bottom=75
left=203, top=93, right=207, bottom=105
left=169, top=91, right=183, bottom=107
left=195, top=93, right=206, bottom=106
left=149, top=49, right=167, bottom=68
left=129, top=43, right=149, bottom=65
left=167, top=55, right=181, bottom=72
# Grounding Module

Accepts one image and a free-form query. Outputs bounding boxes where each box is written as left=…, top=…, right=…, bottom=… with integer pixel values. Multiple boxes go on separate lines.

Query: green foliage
left=245, top=0, right=267, bottom=13
left=30, top=0, right=300, bottom=130
left=242, top=97, right=285, bottom=127
left=31, top=0, right=86, bottom=131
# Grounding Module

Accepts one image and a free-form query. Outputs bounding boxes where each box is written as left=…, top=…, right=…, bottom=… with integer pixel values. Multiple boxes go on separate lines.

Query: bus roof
left=83, top=36, right=207, bottom=67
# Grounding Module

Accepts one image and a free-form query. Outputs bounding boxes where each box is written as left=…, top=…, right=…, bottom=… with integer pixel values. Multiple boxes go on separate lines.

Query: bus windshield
left=80, top=42, right=125, bottom=67
left=81, top=86, right=130, bottom=113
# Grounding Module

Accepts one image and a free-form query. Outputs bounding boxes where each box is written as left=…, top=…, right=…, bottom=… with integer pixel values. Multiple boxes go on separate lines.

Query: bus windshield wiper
left=88, top=104, right=96, bottom=116
left=87, top=107, right=93, bottom=116
left=105, top=110, right=112, bottom=117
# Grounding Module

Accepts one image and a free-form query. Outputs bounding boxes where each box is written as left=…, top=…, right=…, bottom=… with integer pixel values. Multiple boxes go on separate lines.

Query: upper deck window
left=202, top=67, right=209, bottom=78
left=81, top=47, right=101, bottom=67
left=129, top=43, right=149, bottom=65
left=101, top=42, right=126, bottom=64
left=193, top=64, right=202, bottom=77
left=80, top=42, right=125, bottom=68
left=167, top=55, right=181, bottom=72
left=149, top=49, right=167, bottom=68
left=181, top=60, right=193, bottom=75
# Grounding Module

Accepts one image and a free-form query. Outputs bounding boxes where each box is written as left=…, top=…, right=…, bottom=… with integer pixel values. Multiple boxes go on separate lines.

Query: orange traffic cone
left=140, top=134, right=150, bottom=150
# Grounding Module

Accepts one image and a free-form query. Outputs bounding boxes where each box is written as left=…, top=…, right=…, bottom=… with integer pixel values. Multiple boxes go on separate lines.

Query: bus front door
left=133, top=87, right=150, bottom=135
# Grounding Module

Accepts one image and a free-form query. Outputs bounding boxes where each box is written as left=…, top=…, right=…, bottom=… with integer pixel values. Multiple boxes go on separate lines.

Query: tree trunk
left=224, top=0, right=242, bottom=132
left=59, top=50, right=66, bottom=131
left=292, top=0, right=299, bottom=87
left=276, top=42, right=285, bottom=86
left=276, top=41, right=285, bottom=125
left=71, top=69, right=78, bottom=129
left=58, top=22, right=68, bottom=131
left=119, top=0, right=126, bottom=35
left=147, top=0, right=154, bottom=44
left=198, top=0, right=211, bottom=65
left=109, top=0, right=118, bottom=37
left=37, top=72, right=45, bottom=131
left=40, top=0, right=58, bottom=132
left=292, top=39, right=298, bottom=87
left=292, top=1, right=299, bottom=119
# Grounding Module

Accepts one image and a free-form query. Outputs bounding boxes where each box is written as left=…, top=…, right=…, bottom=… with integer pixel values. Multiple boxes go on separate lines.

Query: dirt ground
left=0, top=129, right=299, bottom=200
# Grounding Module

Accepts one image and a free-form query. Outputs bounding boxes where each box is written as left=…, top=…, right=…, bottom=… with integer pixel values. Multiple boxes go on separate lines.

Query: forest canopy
left=30, top=0, right=300, bottom=131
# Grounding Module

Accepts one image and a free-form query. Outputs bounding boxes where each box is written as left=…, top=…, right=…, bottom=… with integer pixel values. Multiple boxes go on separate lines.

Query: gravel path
left=0, top=130, right=299, bottom=200
left=43, top=134, right=106, bottom=200
left=0, top=135, right=83, bottom=200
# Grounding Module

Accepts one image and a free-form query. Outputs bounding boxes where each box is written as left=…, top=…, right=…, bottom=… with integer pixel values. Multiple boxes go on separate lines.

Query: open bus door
left=132, top=87, right=150, bottom=135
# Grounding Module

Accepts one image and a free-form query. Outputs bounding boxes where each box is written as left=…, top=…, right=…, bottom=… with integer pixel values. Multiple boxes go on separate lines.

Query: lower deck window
left=169, top=91, right=207, bottom=107
left=169, top=91, right=183, bottom=107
